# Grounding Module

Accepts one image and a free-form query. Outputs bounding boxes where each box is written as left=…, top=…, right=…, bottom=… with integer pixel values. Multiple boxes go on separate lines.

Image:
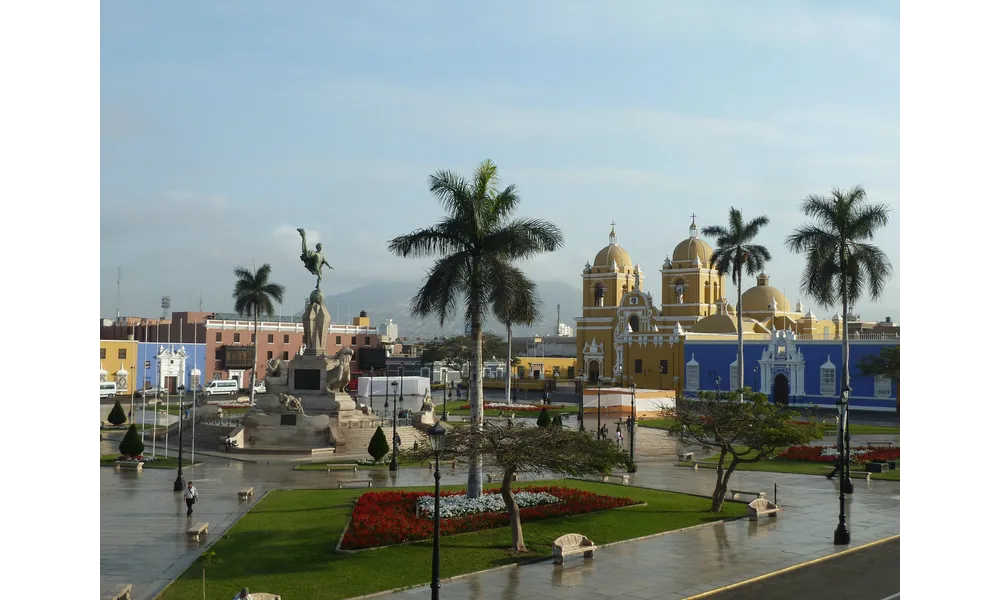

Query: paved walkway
left=100, top=431, right=899, bottom=600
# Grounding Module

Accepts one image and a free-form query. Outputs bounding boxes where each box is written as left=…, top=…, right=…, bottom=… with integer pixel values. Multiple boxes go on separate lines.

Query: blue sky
left=100, top=0, right=900, bottom=322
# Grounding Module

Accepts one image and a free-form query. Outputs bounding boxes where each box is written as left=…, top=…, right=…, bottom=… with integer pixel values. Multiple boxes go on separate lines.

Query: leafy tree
left=420, top=334, right=508, bottom=370
left=404, top=423, right=629, bottom=551
left=785, top=186, right=892, bottom=407
left=118, top=424, right=145, bottom=457
left=389, top=159, right=564, bottom=498
left=702, top=208, right=772, bottom=397
left=233, top=264, right=285, bottom=407
left=368, top=426, right=390, bottom=462
left=536, top=407, right=551, bottom=427
left=107, top=399, right=127, bottom=426
left=669, top=389, right=823, bottom=512
left=493, top=275, right=543, bottom=403
left=858, top=346, right=900, bottom=410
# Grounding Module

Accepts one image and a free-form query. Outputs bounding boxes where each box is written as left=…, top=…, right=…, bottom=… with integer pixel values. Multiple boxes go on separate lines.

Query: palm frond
left=483, top=218, right=565, bottom=260
left=388, top=224, right=465, bottom=259
left=411, top=252, right=470, bottom=326
left=488, top=261, right=542, bottom=327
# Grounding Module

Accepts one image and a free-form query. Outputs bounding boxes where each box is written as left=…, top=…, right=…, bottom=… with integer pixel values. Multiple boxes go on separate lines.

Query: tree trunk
left=736, top=269, right=744, bottom=401
left=250, top=311, right=258, bottom=407
left=711, top=458, right=740, bottom=513
left=505, top=324, right=512, bottom=403
left=466, top=268, right=485, bottom=499
left=500, top=470, right=526, bottom=552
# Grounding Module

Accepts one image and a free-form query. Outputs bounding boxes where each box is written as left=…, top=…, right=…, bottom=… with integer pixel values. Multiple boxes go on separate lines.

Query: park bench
left=747, top=498, right=781, bottom=521
left=552, top=533, right=597, bottom=564
left=676, top=452, right=694, bottom=462
left=848, top=470, right=872, bottom=482
left=114, top=461, right=143, bottom=472
left=729, top=489, right=766, bottom=500
left=600, top=474, right=631, bottom=484
left=237, top=487, right=254, bottom=501
left=326, top=464, right=357, bottom=473
left=247, top=594, right=282, bottom=600
left=866, top=441, right=895, bottom=449
left=487, top=473, right=517, bottom=483
left=187, top=522, right=209, bottom=542
left=102, top=583, right=132, bottom=600
left=338, top=479, right=372, bottom=488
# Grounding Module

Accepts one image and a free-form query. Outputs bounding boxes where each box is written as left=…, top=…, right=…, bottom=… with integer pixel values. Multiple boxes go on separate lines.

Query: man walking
left=184, top=481, right=199, bottom=516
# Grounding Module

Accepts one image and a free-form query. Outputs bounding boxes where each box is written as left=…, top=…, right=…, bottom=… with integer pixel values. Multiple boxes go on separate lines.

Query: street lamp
left=628, top=379, right=637, bottom=472
left=173, top=398, right=185, bottom=491
left=445, top=380, right=453, bottom=421
left=753, top=366, right=759, bottom=393
left=388, top=381, right=399, bottom=471
left=596, top=376, right=604, bottom=439
left=577, top=375, right=586, bottom=432
left=834, top=387, right=851, bottom=545
left=715, top=375, right=721, bottom=396
left=428, top=420, right=447, bottom=600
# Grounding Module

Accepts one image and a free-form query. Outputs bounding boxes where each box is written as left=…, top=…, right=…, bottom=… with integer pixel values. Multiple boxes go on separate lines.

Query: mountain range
left=317, top=280, right=583, bottom=339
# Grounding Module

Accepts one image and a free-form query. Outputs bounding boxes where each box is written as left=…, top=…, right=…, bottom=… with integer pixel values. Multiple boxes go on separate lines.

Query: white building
left=557, top=323, right=574, bottom=337
left=378, top=318, right=399, bottom=343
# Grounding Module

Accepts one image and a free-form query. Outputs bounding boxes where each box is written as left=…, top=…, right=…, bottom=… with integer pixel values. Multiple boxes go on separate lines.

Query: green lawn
left=294, top=458, right=430, bottom=471
left=100, top=454, right=199, bottom=469
left=691, top=452, right=900, bottom=481
left=157, top=479, right=743, bottom=600
left=433, top=405, right=573, bottom=419
left=639, top=418, right=898, bottom=437
left=638, top=418, right=678, bottom=430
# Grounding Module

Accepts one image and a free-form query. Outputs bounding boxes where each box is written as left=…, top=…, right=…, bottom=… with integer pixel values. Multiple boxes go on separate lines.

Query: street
left=705, top=537, right=900, bottom=600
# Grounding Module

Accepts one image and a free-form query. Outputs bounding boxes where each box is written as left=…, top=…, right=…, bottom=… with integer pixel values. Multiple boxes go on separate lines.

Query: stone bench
left=337, top=479, right=372, bottom=488
left=187, top=522, right=209, bottom=541
left=848, top=470, right=872, bottom=482
left=747, top=498, right=781, bottom=521
left=729, top=489, right=766, bottom=500
left=114, top=461, right=143, bottom=472
left=327, top=464, right=357, bottom=473
left=486, top=473, right=517, bottom=483
left=238, top=487, right=254, bottom=501
left=600, top=474, right=630, bottom=484
left=866, top=440, right=894, bottom=448
left=676, top=451, right=694, bottom=462
left=102, top=583, right=132, bottom=600
left=552, top=533, right=597, bottom=565
left=248, top=594, right=282, bottom=600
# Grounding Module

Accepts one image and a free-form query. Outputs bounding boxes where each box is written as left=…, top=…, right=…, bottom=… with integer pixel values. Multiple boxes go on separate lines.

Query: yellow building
left=514, top=357, right=577, bottom=380
left=576, top=218, right=842, bottom=394
left=100, top=339, right=140, bottom=395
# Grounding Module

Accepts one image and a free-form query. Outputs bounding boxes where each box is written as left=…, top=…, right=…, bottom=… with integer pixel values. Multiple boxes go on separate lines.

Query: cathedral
left=575, top=218, right=899, bottom=412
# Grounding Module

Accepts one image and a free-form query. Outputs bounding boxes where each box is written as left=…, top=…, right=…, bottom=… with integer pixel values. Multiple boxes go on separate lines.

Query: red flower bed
left=340, top=486, right=640, bottom=550
left=778, top=445, right=900, bottom=464
left=458, top=403, right=547, bottom=412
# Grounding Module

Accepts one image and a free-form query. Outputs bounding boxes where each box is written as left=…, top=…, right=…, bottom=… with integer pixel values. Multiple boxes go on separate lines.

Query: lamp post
left=577, top=375, right=586, bottom=432
left=389, top=381, right=399, bottom=471
left=628, top=379, right=637, bottom=472
left=428, top=420, right=447, bottom=600
left=753, top=366, right=759, bottom=393
left=715, top=375, right=721, bottom=396
left=173, top=397, right=185, bottom=491
left=596, top=376, right=603, bottom=439
left=834, top=388, right=851, bottom=545
left=129, top=365, right=135, bottom=424
left=445, top=380, right=453, bottom=421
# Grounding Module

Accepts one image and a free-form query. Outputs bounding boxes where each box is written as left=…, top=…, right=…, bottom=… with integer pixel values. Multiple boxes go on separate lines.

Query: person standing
left=615, top=425, right=624, bottom=450
left=184, top=481, right=199, bottom=516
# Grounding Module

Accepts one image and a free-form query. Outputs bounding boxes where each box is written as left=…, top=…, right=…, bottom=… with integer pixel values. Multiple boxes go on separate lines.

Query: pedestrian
left=615, top=425, right=623, bottom=450
left=393, top=431, right=402, bottom=453
left=184, top=481, right=199, bottom=516
left=233, top=587, right=251, bottom=600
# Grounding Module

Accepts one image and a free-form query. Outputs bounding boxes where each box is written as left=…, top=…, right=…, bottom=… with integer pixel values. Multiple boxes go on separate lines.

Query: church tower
left=659, top=215, right=724, bottom=327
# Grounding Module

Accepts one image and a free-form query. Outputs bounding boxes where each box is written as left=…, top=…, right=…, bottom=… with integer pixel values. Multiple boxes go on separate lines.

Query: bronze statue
left=297, top=228, right=333, bottom=290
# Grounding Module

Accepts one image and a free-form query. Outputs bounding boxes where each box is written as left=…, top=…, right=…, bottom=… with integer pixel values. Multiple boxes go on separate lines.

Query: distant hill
left=318, top=280, right=582, bottom=339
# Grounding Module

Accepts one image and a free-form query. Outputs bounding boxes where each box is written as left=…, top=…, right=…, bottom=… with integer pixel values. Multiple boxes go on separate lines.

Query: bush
left=368, top=426, right=390, bottom=462
left=118, top=424, right=145, bottom=457
left=552, top=414, right=563, bottom=428
left=536, top=408, right=551, bottom=428
left=107, top=400, right=127, bottom=426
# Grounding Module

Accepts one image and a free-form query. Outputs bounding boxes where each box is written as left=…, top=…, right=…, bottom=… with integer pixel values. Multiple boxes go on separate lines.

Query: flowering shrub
left=459, top=403, right=546, bottom=412
left=415, top=490, right=560, bottom=519
left=115, top=455, right=158, bottom=462
left=341, top=486, right=640, bottom=550
left=355, top=457, right=391, bottom=466
left=779, top=445, right=900, bottom=464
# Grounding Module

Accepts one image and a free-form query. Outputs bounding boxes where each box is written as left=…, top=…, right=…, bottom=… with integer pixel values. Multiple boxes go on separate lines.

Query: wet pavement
left=100, top=428, right=900, bottom=600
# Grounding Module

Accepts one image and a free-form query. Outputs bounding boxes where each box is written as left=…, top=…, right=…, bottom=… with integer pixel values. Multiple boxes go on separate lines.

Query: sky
left=100, top=0, right=900, bottom=323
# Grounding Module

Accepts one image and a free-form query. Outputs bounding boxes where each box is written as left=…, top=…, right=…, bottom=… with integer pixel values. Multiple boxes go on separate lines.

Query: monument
left=241, top=228, right=369, bottom=452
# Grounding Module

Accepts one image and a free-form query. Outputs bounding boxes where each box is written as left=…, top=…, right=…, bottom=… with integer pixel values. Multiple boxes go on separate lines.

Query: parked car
left=133, top=387, right=166, bottom=399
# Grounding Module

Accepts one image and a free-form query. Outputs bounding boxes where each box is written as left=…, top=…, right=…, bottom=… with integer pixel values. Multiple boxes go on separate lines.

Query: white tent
left=357, top=376, right=430, bottom=398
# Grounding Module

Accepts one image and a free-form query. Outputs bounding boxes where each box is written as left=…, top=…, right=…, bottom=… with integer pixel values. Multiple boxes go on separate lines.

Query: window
left=686, top=356, right=700, bottom=391
left=594, top=283, right=606, bottom=307
left=118, top=349, right=127, bottom=360
left=351, top=336, right=357, bottom=345
left=629, top=297, right=638, bottom=305
left=365, top=336, right=371, bottom=346
left=336, top=335, right=342, bottom=345
left=659, top=360, right=669, bottom=374
left=266, top=351, right=273, bottom=359
left=282, top=351, right=289, bottom=360
left=820, top=360, right=836, bottom=396
left=234, top=333, right=241, bottom=343
left=874, top=376, right=892, bottom=398
left=264, top=334, right=271, bottom=344
left=215, top=332, right=222, bottom=342
left=628, top=315, right=639, bottom=332
left=730, top=360, right=739, bottom=391
left=552, top=366, right=561, bottom=378
left=215, top=348, right=223, bottom=360
left=100, top=348, right=106, bottom=359
left=283, top=334, right=290, bottom=344
left=634, top=359, right=642, bottom=374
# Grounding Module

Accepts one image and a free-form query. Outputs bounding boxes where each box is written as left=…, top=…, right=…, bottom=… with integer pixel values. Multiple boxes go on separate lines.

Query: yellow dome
left=594, top=244, right=633, bottom=269
left=672, top=238, right=713, bottom=264
left=690, top=313, right=760, bottom=334
left=741, top=274, right=791, bottom=313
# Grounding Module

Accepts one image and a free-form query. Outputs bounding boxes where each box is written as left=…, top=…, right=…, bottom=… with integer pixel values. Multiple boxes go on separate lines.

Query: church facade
left=575, top=218, right=899, bottom=411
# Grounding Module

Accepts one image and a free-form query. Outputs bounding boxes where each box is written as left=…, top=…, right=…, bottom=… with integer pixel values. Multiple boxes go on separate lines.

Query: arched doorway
left=588, top=361, right=600, bottom=383
left=773, top=374, right=790, bottom=405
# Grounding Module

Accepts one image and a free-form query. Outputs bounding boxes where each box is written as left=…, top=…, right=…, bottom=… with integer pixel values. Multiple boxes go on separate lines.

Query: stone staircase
left=339, top=422, right=426, bottom=454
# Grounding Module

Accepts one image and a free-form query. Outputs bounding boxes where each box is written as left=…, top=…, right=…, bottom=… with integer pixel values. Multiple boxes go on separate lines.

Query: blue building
left=135, top=341, right=208, bottom=393
left=684, top=329, right=898, bottom=412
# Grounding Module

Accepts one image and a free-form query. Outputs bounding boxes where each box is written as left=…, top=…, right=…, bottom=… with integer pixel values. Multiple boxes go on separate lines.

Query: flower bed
left=459, top=402, right=546, bottom=412
left=778, top=445, right=900, bottom=464
left=415, top=490, right=560, bottom=519
left=340, top=485, right=640, bottom=550
left=355, top=457, right=391, bottom=466
left=114, top=454, right=159, bottom=463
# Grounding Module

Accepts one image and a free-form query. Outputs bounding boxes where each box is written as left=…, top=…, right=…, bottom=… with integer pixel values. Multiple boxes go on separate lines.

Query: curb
left=683, top=534, right=901, bottom=599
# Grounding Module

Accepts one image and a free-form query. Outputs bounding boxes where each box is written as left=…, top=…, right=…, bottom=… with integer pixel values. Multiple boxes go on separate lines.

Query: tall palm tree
left=232, top=264, right=286, bottom=407
left=785, top=186, right=892, bottom=404
left=702, top=208, right=772, bottom=397
left=493, top=275, right=543, bottom=404
left=389, top=159, right=563, bottom=498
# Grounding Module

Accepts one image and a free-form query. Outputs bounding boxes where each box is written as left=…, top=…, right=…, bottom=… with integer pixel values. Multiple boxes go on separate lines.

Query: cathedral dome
left=672, top=216, right=713, bottom=264
left=593, top=224, right=633, bottom=270
left=692, top=300, right=760, bottom=334
left=741, top=273, right=791, bottom=313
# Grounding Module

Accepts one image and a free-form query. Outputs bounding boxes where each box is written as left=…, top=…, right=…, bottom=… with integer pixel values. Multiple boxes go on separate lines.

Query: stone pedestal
left=302, top=290, right=330, bottom=356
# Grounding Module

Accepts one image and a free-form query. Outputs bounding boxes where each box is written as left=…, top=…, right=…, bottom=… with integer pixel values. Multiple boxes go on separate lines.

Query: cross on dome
left=609, top=221, right=618, bottom=245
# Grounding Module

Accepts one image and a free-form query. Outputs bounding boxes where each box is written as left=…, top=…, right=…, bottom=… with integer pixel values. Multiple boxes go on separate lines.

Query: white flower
left=415, top=491, right=561, bottom=519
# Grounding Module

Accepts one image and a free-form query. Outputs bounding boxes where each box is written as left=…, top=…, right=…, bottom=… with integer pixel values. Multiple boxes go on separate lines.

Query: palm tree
left=702, top=208, right=772, bottom=397
left=389, top=159, right=564, bottom=498
left=232, top=264, right=286, bottom=407
left=785, top=186, right=893, bottom=404
left=493, top=275, right=543, bottom=404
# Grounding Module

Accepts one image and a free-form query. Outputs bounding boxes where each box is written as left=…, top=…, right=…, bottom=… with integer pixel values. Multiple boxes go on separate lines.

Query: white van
left=202, top=379, right=239, bottom=396
left=100, top=381, right=118, bottom=399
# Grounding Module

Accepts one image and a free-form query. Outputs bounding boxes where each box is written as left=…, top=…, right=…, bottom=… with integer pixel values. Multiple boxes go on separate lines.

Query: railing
left=204, top=319, right=378, bottom=335
left=684, top=331, right=900, bottom=342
